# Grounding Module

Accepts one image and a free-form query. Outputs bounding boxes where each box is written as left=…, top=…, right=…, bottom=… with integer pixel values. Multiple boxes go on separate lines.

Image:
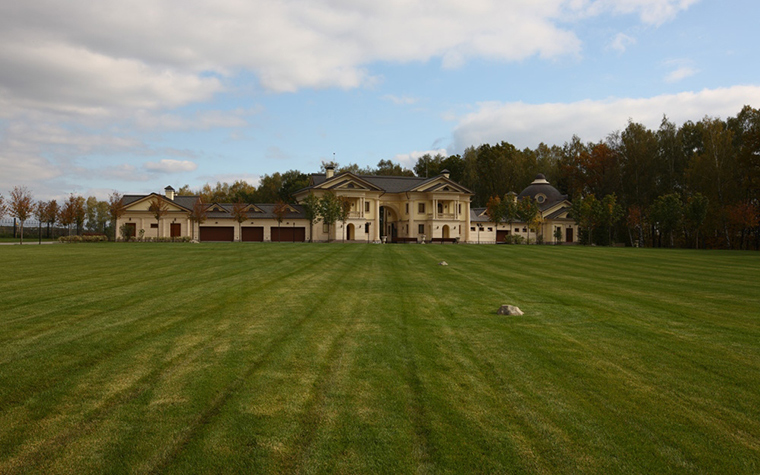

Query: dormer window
left=536, top=194, right=546, bottom=204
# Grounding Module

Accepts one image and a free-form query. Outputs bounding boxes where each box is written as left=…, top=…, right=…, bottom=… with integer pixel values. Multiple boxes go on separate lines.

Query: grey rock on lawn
left=497, top=305, right=523, bottom=316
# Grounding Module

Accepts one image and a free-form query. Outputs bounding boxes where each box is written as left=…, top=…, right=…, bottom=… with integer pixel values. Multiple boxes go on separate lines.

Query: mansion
left=116, top=167, right=579, bottom=244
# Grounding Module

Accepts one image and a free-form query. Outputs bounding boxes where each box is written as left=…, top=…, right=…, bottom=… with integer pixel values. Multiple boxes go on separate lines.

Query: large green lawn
left=1, top=243, right=759, bottom=474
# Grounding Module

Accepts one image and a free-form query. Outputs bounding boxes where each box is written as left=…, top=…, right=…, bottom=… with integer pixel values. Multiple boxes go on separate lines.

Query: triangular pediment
left=207, top=203, right=228, bottom=213
left=123, top=193, right=191, bottom=212
left=542, top=200, right=572, bottom=217
left=315, top=172, right=384, bottom=192
left=244, top=204, right=265, bottom=213
left=413, top=176, right=472, bottom=194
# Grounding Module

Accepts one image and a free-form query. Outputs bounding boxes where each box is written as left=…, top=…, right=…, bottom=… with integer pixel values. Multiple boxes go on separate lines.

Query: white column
left=464, top=201, right=471, bottom=243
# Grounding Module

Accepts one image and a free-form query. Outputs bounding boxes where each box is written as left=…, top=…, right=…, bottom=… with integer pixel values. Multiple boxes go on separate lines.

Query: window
left=418, top=203, right=425, bottom=213
left=470, top=227, right=475, bottom=231
left=365, top=202, right=370, bottom=212
left=523, top=228, right=527, bottom=232
left=405, top=203, right=409, bottom=214
left=458, top=204, right=462, bottom=214
left=536, top=194, right=546, bottom=204
left=488, top=227, right=493, bottom=232
left=438, top=202, right=443, bottom=214
left=323, top=223, right=329, bottom=233
left=365, top=223, right=370, bottom=233
left=150, top=223, right=158, bottom=228
left=418, top=224, right=425, bottom=234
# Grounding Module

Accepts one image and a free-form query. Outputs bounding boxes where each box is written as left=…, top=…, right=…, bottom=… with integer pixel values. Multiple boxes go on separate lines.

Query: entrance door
left=170, top=223, right=181, bottom=237
left=496, top=230, right=509, bottom=243
left=566, top=227, right=573, bottom=243
left=124, top=222, right=136, bottom=238
left=442, top=225, right=450, bottom=239
left=347, top=223, right=355, bottom=241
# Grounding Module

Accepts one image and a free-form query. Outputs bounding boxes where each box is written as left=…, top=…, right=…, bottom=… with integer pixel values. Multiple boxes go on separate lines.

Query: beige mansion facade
left=116, top=169, right=578, bottom=244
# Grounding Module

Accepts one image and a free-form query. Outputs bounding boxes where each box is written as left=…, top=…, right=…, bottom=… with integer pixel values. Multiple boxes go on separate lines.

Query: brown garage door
left=241, top=226, right=264, bottom=242
left=199, top=226, right=234, bottom=242
left=271, top=226, right=306, bottom=242
left=496, top=230, right=509, bottom=243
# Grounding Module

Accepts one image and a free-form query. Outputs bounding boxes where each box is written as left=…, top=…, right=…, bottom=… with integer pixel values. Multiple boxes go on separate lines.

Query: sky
left=1, top=0, right=760, bottom=200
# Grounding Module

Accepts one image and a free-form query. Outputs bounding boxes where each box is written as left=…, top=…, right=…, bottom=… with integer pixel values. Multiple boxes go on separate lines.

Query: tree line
left=4, top=106, right=757, bottom=248
left=431, top=106, right=759, bottom=250
left=0, top=188, right=125, bottom=243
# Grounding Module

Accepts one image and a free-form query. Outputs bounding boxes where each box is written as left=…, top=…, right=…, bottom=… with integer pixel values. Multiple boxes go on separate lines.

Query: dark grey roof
left=544, top=206, right=573, bottom=220
left=122, top=193, right=306, bottom=219
left=122, top=193, right=197, bottom=211
left=205, top=203, right=306, bottom=220
left=311, top=173, right=427, bottom=193
left=470, top=207, right=490, bottom=223
left=517, top=174, right=568, bottom=211
left=309, top=172, right=472, bottom=194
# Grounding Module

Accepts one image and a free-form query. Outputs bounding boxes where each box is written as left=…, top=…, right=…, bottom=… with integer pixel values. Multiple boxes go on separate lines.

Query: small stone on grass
left=497, top=305, right=523, bottom=316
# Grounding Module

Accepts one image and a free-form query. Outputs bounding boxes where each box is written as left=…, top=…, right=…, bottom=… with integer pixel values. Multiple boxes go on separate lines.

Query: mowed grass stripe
left=0, top=244, right=351, bottom=473
left=0, top=243, right=758, bottom=474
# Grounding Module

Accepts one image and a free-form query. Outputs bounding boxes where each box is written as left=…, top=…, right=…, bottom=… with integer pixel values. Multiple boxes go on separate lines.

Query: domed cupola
left=517, top=174, right=566, bottom=210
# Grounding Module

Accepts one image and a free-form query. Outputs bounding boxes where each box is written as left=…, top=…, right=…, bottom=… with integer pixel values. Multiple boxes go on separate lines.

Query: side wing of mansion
left=116, top=168, right=579, bottom=244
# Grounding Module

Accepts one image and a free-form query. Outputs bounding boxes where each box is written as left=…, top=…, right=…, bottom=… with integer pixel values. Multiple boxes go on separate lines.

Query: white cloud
left=0, top=0, right=697, bottom=105
left=144, top=159, right=198, bottom=173
left=665, top=66, right=697, bottom=83
left=392, top=148, right=449, bottom=168
left=663, top=60, right=698, bottom=83
left=574, top=0, right=699, bottom=26
left=609, top=33, right=636, bottom=53
left=452, top=85, right=760, bottom=150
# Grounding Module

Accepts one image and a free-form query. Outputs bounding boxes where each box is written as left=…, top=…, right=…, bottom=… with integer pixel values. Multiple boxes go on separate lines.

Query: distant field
left=1, top=243, right=759, bottom=474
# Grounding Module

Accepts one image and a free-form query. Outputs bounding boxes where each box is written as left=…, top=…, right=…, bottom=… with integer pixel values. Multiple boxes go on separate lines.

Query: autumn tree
left=0, top=193, right=6, bottom=220
left=148, top=195, right=170, bottom=238
left=299, top=192, right=321, bottom=242
left=272, top=200, right=289, bottom=242
left=188, top=197, right=207, bottom=241
left=726, top=200, right=760, bottom=250
left=231, top=201, right=249, bottom=241
left=34, top=200, right=47, bottom=243
left=44, top=200, right=58, bottom=238
left=108, top=192, right=125, bottom=240
left=338, top=196, right=352, bottom=242
left=9, top=186, right=34, bottom=243
left=517, top=197, right=540, bottom=244
left=485, top=195, right=505, bottom=242
left=318, top=192, right=341, bottom=242
left=59, top=195, right=76, bottom=236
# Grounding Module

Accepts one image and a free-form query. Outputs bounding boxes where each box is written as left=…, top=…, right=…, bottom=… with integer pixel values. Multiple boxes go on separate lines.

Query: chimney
left=441, top=169, right=450, bottom=179
left=164, top=185, right=175, bottom=200
left=325, top=165, right=335, bottom=179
